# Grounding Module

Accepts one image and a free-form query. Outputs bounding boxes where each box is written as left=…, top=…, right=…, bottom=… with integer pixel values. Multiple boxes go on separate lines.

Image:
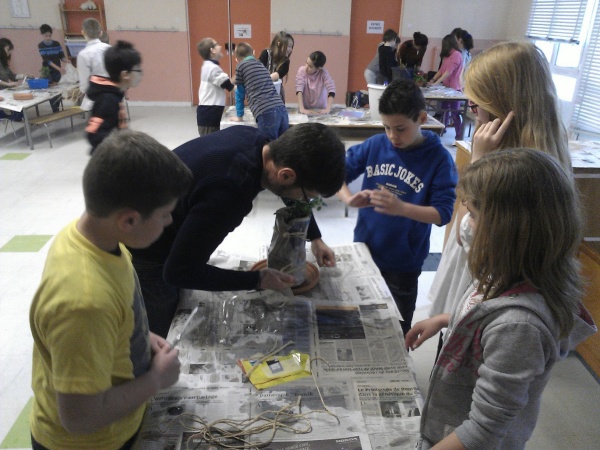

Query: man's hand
left=472, top=111, right=514, bottom=162
left=311, top=238, right=335, bottom=267
left=230, top=116, right=243, bottom=122
left=258, top=268, right=295, bottom=290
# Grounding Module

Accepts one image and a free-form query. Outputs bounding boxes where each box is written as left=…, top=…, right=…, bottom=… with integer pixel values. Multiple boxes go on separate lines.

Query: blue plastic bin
left=27, top=78, right=49, bottom=89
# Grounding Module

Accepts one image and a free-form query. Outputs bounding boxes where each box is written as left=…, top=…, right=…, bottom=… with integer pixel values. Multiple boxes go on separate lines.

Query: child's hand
left=369, top=187, right=403, bottom=216
left=149, top=332, right=170, bottom=354
left=472, top=111, right=515, bottom=162
left=150, top=343, right=180, bottom=389
left=405, top=314, right=449, bottom=351
left=347, top=190, right=373, bottom=208
left=231, top=116, right=243, bottom=122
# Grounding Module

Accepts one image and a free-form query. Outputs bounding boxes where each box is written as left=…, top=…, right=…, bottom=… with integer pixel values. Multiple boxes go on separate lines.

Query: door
left=187, top=0, right=271, bottom=105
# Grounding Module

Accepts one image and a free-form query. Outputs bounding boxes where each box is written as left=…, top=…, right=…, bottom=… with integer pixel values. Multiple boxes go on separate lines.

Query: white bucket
left=367, top=83, right=387, bottom=122
left=273, top=79, right=282, bottom=95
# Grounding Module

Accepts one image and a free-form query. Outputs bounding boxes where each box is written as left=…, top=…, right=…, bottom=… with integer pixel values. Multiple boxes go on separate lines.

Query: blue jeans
left=380, top=269, right=421, bottom=337
left=256, top=105, right=289, bottom=140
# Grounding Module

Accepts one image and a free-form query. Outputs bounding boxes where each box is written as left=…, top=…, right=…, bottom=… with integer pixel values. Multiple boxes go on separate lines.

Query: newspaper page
left=135, top=243, right=422, bottom=449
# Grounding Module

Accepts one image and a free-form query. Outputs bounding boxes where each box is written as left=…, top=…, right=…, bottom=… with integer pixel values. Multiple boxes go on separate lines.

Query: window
left=572, top=1, right=600, bottom=135
left=526, top=0, right=587, bottom=43
left=529, top=0, right=599, bottom=132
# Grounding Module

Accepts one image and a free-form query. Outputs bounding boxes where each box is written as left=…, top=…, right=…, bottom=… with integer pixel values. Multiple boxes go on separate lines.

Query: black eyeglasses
left=468, top=101, right=478, bottom=113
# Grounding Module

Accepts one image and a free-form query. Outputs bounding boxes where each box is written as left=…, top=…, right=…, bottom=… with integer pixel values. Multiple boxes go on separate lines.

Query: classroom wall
left=400, top=0, right=534, bottom=72
left=347, top=0, right=403, bottom=92
left=1, top=0, right=534, bottom=105
left=272, top=0, right=351, bottom=103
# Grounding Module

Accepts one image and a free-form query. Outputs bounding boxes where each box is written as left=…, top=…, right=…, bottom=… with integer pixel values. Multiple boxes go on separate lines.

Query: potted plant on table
left=414, top=70, right=428, bottom=87
left=267, top=197, right=324, bottom=287
left=39, top=66, right=51, bottom=80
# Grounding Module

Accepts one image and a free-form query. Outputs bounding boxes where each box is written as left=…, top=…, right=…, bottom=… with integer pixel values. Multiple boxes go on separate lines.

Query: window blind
left=571, top=7, right=600, bottom=135
left=526, top=0, right=587, bottom=43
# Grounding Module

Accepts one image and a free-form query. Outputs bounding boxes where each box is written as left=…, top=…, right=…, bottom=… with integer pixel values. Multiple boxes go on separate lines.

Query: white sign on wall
left=9, top=0, right=30, bottom=18
left=367, top=21, right=384, bottom=34
left=234, top=24, right=252, bottom=39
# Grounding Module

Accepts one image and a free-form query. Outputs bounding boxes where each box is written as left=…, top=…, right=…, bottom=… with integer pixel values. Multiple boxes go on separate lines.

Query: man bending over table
left=130, top=123, right=346, bottom=337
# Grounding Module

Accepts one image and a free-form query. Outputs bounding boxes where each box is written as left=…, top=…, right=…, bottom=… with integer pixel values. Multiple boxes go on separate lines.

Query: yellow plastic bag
left=239, top=350, right=311, bottom=390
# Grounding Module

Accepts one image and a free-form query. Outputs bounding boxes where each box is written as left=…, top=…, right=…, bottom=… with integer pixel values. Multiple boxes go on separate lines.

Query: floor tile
left=0, top=235, right=53, bottom=253
left=0, top=153, right=31, bottom=161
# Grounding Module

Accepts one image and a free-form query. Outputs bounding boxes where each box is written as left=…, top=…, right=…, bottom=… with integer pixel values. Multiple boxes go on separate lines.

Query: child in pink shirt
left=296, top=51, right=336, bottom=115
left=429, top=35, right=464, bottom=138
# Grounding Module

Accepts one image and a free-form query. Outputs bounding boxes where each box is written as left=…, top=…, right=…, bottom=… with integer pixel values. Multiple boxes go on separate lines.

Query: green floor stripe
left=0, top=153, right=31, bottom=161
left=0, top=235, right=53, bottom=252
left=0, top=397, right=32, bottom=448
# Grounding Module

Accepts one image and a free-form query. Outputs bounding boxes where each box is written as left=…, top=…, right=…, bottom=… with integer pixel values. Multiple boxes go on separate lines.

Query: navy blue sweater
left=131, top=126, right=321, bottom=291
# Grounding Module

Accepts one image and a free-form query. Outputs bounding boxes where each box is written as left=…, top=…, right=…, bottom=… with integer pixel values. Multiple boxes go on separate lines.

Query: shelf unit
left=58, top=1, right=106, bottom=62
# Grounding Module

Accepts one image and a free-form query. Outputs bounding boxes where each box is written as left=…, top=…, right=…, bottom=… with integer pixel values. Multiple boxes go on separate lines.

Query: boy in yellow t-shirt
left=29, top=130, right=193, bottom=450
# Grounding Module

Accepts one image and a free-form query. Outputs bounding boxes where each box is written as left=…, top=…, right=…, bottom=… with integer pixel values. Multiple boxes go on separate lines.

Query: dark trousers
left=380, top=269, right=421, bottom=337
left=133, top=258, right=180, bottom=338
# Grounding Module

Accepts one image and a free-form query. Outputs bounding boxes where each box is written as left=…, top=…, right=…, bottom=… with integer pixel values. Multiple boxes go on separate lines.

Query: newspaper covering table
left=220, top=105, right=445, bottom=137
left=134, top=243, right=423, bottom=450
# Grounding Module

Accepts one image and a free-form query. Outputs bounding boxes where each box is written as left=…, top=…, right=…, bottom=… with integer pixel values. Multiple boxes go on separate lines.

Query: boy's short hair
left=40, top=24, right=52, bottom=35
left=382, top=29, right=398, bottom=43
left=83, top=130, right=193, bottom=218
left=197, top=38, right=216, bottom=60
left=309, top=51, right=326, bottom=68
left=378, top=79, right=426, bottom=121
left=82, top=18, right=102, bottom=40
left=268, top=123, right=345, bottom=198
left=104, top=40, right=142, bottom=82
left=235, top=42, right=253, bottom=59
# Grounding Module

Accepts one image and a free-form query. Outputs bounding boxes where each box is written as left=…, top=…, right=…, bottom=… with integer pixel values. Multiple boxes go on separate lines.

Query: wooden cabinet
left=58, top=0, right=106, bottom=62
left=451, top=140, right=600, bottom=243
left=577, top=242, right=600, bottom=378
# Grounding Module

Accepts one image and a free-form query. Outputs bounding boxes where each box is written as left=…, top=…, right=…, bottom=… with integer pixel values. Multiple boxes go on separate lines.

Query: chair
left=0, top=109, right=23, bottom=138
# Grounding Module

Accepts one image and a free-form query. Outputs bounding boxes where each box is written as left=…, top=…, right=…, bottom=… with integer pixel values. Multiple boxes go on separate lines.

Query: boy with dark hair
left=85, top=40, right=142, bottom=153
left=38, top=24, right=67, bottom=111
left=30, top=130, right=193, bottom=450
left=231, top=42, right=288, bottom=140
left=338, top=79, right=457, bottom=336
left=130, top=123, right=346, bottom=338
left=77, top=18, right=110, bottom=111
left=196, top=37, right=234, bottom=136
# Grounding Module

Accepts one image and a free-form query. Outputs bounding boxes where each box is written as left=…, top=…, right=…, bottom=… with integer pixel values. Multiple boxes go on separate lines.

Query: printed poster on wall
left=367, top=21, right=384, bottom=34
left=234, top=24, right=252, bottom=38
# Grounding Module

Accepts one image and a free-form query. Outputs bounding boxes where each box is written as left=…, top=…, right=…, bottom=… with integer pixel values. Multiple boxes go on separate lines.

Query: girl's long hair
left=460, top=149, right=583, bottom=337
left=464, top=41, right=571, bottom=172
left=0, top=38, right=14, bottom=70
left=440, top=34, right=459, bottom=58
left=269, top=31, right=294, bottom=74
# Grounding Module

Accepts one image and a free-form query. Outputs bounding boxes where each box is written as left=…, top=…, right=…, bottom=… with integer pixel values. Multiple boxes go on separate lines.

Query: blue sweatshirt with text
left=345, top=130, right=457, bottom=272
